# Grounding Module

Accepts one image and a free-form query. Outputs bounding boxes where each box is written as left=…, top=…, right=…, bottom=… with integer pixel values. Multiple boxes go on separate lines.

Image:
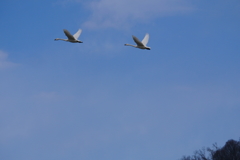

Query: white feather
left=73, top=29, right=82, bottom=40
left=141, top=33, right=149, bottom=46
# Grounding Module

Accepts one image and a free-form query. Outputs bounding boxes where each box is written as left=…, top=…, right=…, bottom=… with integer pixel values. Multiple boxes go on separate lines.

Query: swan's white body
left=55, top=29, right=83, bottom=43
left=125, top=33, right=150, bottom=50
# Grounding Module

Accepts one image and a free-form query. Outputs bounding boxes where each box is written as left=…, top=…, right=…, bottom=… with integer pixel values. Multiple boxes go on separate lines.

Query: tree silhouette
left=180, top=139, right=240, bottom=160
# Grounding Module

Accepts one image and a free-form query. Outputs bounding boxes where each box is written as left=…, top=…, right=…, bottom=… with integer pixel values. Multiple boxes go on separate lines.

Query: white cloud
left=82, top=0, right=195, bottom=29
left=0, top=50, right=17, bottom=69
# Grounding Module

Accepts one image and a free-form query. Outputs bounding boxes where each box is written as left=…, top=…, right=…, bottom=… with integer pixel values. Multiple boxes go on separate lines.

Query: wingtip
left=132, top=35, right=137, bottom=39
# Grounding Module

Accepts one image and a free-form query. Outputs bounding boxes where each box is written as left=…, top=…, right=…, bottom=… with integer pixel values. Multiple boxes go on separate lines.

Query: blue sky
left=0, top=0, right=240, bottom=160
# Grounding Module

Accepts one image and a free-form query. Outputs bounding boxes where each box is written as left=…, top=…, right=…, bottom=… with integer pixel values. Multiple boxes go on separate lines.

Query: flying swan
left=124, top=33, right=150, bottom=50
left=55, top=29, right=83, bottom=43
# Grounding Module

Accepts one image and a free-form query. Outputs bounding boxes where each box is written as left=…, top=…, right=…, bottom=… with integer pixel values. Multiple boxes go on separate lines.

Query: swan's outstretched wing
left=73, top=29, right=82, bottom=40
left=141, top=33, right=149, bottom=46
left=132, top=35, right=144, bottom=47
left=63, top=29, right=75, bottom=40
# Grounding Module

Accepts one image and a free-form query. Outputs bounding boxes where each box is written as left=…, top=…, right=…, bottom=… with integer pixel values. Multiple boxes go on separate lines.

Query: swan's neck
left=55, top=38, right=68, bottom=41
left=124, top=44, right=137, bottom=48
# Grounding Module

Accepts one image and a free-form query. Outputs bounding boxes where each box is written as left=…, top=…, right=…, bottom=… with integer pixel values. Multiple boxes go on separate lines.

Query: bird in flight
left=125, top=33, right=150, bottom=50
left=55, top=29, right=83, bottom=43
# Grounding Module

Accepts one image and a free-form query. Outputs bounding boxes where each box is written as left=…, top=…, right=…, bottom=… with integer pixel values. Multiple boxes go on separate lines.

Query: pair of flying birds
left=54, top=29, right=151, bottom=50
